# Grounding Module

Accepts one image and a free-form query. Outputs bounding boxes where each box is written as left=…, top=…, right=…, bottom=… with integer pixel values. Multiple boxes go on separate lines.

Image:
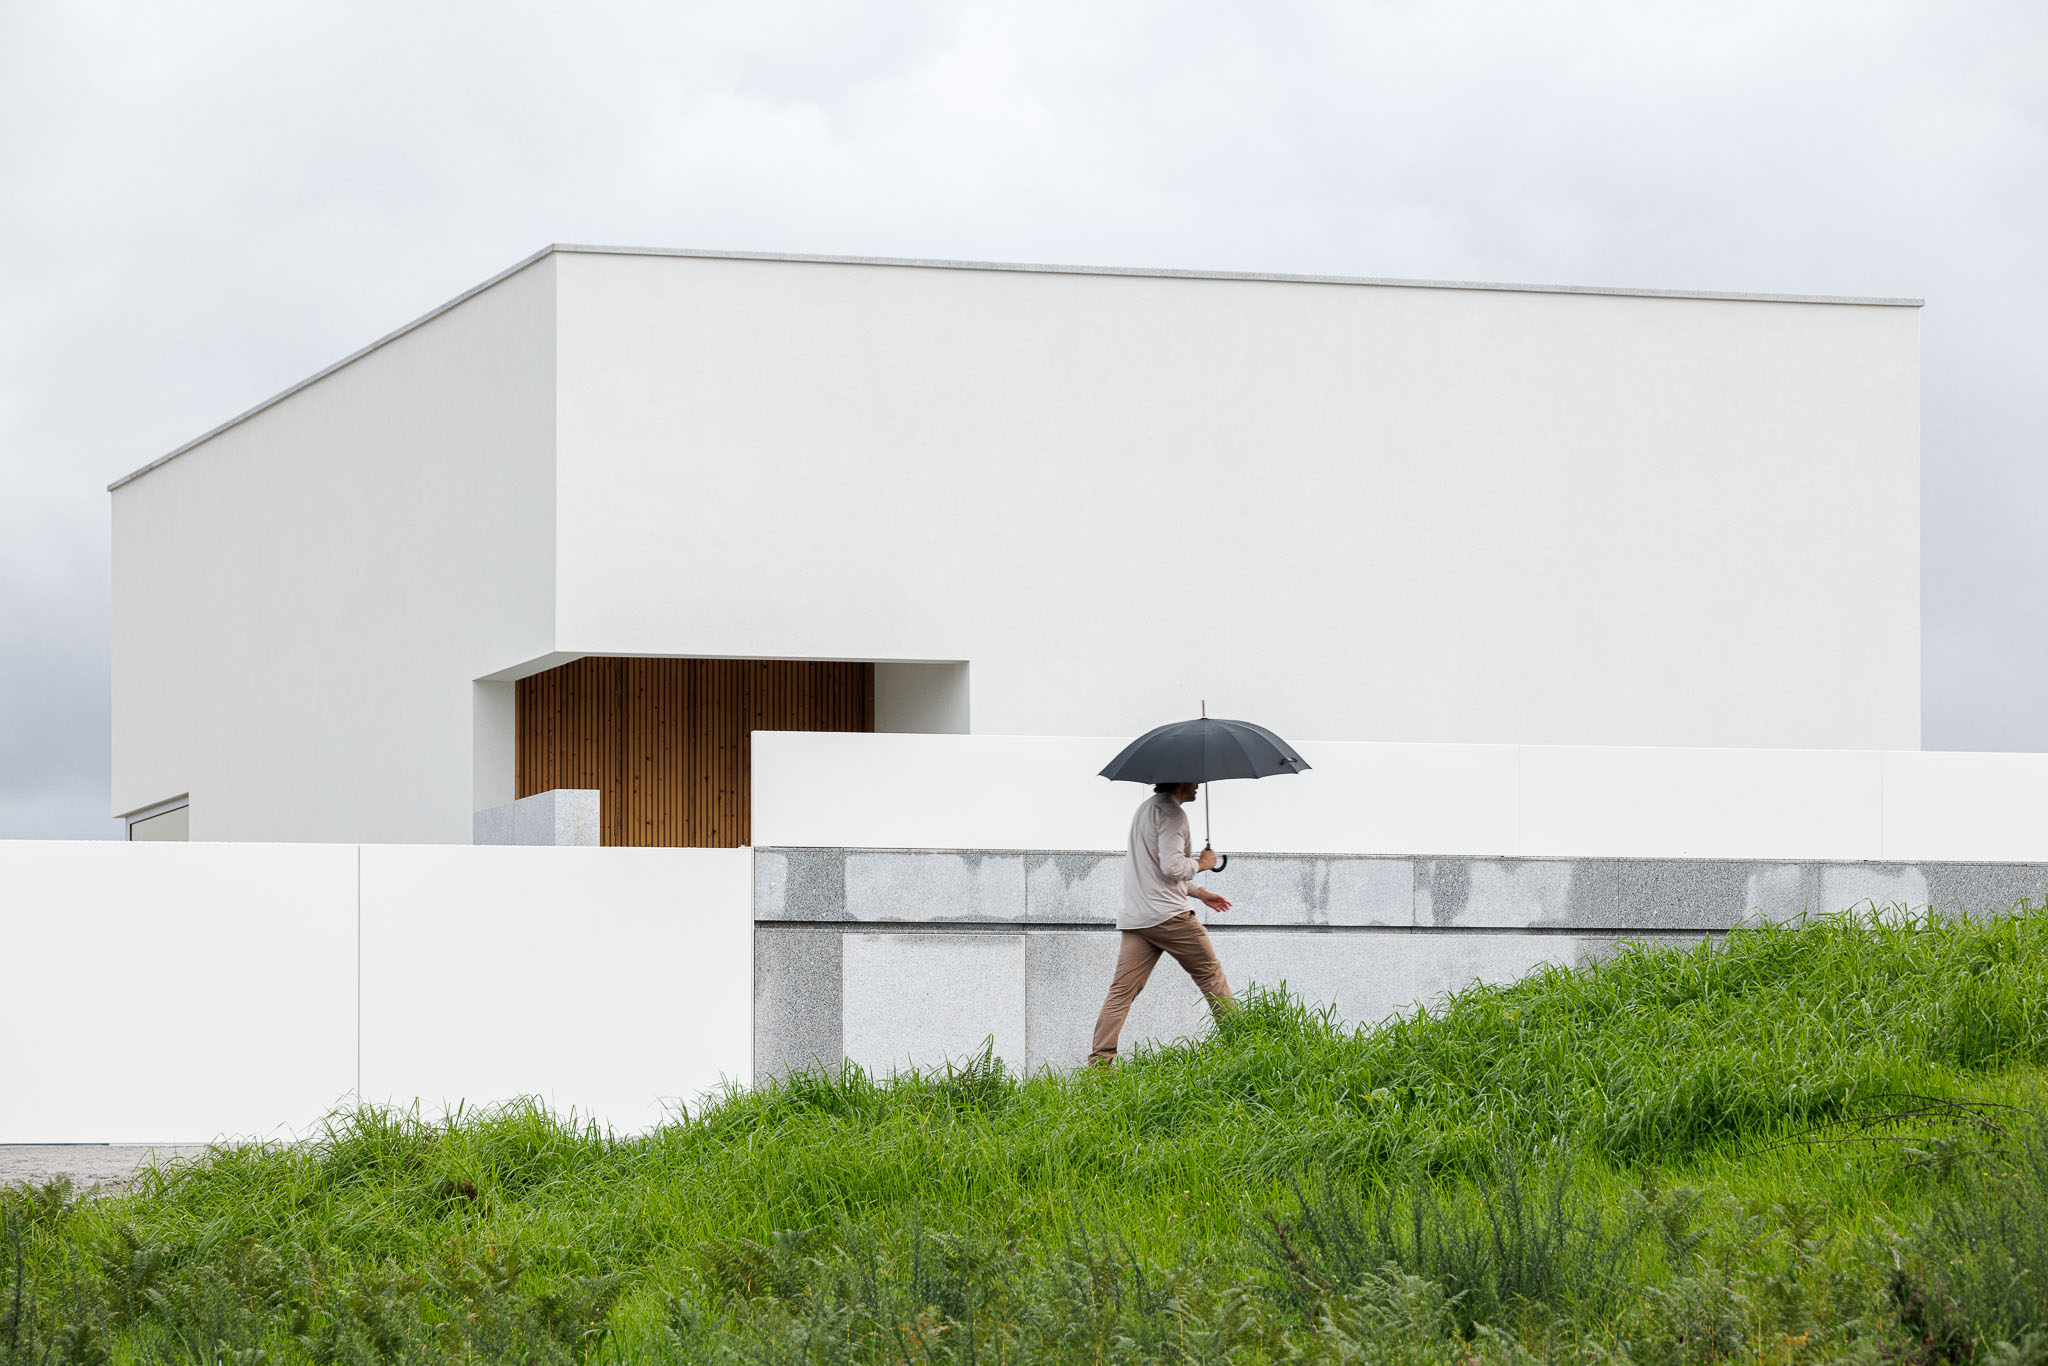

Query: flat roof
left=111, top=243, right=1924, bottom=491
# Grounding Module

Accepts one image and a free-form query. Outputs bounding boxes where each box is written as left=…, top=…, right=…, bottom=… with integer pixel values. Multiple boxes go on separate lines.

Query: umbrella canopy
left=1098, top=717, right=1310, bottom=785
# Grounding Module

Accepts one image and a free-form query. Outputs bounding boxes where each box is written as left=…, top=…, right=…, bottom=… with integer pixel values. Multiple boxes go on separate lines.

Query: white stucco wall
left=554, top=250, right=1919, bottom=753
left=111, top=256, right=558, bottom=842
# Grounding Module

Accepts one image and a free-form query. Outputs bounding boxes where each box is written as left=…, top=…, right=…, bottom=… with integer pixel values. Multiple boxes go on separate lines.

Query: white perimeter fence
left=0, top=843, right=751, bottom=1144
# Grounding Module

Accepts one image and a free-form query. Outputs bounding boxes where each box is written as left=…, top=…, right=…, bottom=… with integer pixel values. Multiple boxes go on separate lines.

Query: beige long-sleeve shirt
left=1121, top=793, right=1203, bottom=929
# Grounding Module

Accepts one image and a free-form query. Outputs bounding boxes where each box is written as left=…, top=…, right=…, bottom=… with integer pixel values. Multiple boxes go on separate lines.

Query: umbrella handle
left=1202, top=776, right=1225, bottom=871
left=1196, top=774, right=1212, bottom=872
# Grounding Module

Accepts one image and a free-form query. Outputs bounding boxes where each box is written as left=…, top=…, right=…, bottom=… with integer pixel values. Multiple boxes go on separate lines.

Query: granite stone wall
left=753, top=849, right=2048, bottom=1081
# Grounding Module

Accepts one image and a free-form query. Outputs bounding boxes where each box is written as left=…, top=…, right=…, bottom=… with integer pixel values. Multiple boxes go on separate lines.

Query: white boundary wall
left=754, top=733, right=2048, bottom=863
left=0, top=843, right=750, bottom=1144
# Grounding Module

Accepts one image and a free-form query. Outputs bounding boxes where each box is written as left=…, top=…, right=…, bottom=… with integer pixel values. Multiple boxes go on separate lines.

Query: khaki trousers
left=1089, top=910, right=1235, bottom=1062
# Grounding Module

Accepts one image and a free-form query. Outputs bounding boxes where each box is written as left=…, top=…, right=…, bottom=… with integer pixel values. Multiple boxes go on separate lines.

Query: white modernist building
left=110, top=245, right=1921, bottom=846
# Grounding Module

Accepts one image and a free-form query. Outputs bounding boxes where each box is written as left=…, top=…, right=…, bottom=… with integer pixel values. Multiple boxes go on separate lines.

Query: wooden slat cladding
left=515, top=658, right=873, bottom=847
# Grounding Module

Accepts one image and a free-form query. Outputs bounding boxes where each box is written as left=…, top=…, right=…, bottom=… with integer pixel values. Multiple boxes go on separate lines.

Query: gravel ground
left=1, top=1145, right=211, bottom=1196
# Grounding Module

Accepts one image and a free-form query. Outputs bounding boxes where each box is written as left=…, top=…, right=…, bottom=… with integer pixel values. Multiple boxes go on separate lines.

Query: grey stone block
left=1326, top=858, right=1418, bottom=926
left=1026, top=854, right=1123, bottom=923
left=1198, top=857, right=1321, bottom=924
left=1419, top=859, right=1616, bottom=928
left=1923, top=864, right=2048, bottom=919
left=1572, top=935, right=1630, bottom=967
left=1198, top=857, right=1412, bottom=927
left=842, top=933, right=1027, bottom=1076
left=1742, top=864, right=1819, bottom=923
left=1615, top=862, right=2048, bottom=928
left=1570, top=932, right=1720, bottom=969
left=1410, top=932, right=1588, bottom=1013
left=754, top=928, right=842, bottom=1082
left=1023, top=929, right=1212, bottom=1072
left=1617, top=861, right=1805, bottom=931
left=1820, top=864, right=1929, bottom=916
left=520, top=789, right=596, bottom=846
left=755, top=849, right=789, bottom=916
left=544, top=790, right=600, bottom=846
left=1031, top=853, right=1415, bottom=928
left=756, top=849, right=847, bottom=921
left=472, top=789, right=599, bottom=846
left=1220, top=931, right=1424, bottom=1030
left=472, top=803, right=513, bottom=846
left=845, top=851, right=1025, bottom=922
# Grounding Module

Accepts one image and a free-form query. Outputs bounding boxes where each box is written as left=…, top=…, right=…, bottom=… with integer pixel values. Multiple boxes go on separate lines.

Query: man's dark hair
left=1152, top=782, right=1183, bottom=795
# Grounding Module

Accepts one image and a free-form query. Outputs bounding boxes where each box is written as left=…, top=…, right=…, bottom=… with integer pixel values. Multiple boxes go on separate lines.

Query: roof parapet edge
left=553, top=242, right=1925, bottom=309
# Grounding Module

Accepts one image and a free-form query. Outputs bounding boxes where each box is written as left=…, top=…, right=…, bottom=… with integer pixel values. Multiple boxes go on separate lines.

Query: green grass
left=9, top=904, right=2048, bottom=1362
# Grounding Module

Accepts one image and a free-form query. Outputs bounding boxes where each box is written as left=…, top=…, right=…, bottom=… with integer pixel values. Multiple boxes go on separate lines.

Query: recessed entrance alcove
left=513, top=657, right=875, bottom=848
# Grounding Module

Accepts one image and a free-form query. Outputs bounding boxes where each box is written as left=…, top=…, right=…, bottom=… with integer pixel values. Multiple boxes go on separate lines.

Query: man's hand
left=1195, top=889, right=1232, bottom=913
left=1197, top=847, right=1220, bottom=872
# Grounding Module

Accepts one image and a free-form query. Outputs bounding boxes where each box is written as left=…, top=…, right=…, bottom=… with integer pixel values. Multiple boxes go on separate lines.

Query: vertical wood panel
left=515, top=658, right=873, bottom=848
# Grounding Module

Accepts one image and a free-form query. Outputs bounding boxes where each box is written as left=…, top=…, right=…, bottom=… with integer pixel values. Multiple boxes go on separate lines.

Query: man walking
left=1089, top=780, right=1235, bottom=1064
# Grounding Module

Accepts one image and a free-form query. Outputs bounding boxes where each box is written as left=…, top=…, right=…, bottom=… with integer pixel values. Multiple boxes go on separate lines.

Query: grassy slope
left=11, top=906, right=2048, bottom=1360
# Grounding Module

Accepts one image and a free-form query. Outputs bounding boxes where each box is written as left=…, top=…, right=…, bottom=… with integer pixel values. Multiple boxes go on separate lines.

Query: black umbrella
left=1098, top=706, right=1310, bottom=869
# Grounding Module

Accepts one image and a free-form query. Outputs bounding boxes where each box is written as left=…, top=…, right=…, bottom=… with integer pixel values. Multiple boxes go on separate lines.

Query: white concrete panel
left=1517, top=745, right=1885, bottom=859
left=556, top=250, right=1918, bottom=754
left=753, top=733, right=1520, bottom=855
left=842, top=933, right=1026, bottom=1075
left=358, top=845, right=751, bottom=1130
left=1217, top=743, right=1522, bottom=858
left=756, top=732, right=2048, bottom=864
left=1882, top=751, right=2048, bottom=862
left=0, top=842, right=356, bottom=1144
left=754, top=732, right=1137, bottom=851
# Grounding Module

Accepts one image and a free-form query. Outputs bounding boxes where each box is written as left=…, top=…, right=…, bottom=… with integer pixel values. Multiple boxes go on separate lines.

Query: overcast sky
left=2, top=1, right=2043, bottom=838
